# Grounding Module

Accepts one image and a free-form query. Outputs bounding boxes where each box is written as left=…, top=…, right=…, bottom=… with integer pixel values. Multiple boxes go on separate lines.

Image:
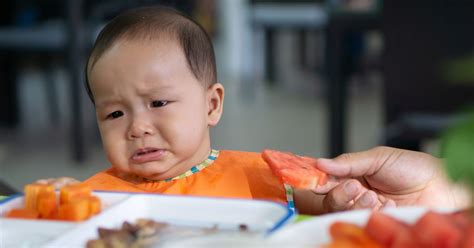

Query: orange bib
left=83, top=150, right=291, bottom=206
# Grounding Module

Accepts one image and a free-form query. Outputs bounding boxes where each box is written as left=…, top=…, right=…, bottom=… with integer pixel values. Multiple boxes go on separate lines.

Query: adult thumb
left=315, top=147, right=390, bottom=178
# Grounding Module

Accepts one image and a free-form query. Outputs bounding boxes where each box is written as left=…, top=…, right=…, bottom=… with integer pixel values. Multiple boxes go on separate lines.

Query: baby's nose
left=128, top=116, right=155, bottom=139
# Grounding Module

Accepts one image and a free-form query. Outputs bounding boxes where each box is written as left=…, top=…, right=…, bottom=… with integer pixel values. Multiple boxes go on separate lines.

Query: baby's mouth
left=131, top=148, right=165, bottom=163
left=136, top=148, right=158, bottom=156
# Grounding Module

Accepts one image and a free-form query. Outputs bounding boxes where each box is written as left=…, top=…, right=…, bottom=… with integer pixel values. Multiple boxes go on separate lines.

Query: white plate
left=45, top=194, right=293, bottom=248
left=267, top=207, right=456, bottom=247
left=0, top=219, right=73, bottom=248
left=0, top=191, right=130, bottom=248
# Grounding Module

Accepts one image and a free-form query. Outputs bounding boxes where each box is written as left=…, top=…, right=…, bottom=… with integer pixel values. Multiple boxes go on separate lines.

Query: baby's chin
left=134, top=171, right=169, bottom=181
left=114, top=169, right=170, bottom=182
left=114, top=160, right=190, bottom=181
left=128, top=164, right=176, bottom=181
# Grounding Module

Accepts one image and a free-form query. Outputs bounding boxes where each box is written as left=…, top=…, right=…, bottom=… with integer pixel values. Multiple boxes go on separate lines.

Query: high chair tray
left=0, top=191, right=293, bottom=248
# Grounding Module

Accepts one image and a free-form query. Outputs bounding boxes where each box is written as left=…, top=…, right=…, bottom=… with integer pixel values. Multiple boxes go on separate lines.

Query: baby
left=38, top=6, right=393, bottom=215
left=82, top=6, right=295, bottom=208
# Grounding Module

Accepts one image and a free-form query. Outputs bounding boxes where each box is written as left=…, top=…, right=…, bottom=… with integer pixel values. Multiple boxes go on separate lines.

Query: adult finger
left=382, top=199, right=396, bottom=208
left=52, top=177, right=80, bottom=189
left=315, top=146, right=400, bottom=178
left=351, top=190, right=379, bottom=210
left=323, top=179, right=364, bottom=212
left=311, top=175, right=342, bottom=194
left=57, top=177, right=80, bottom=185
left=35, top=178, right=54, bottom=185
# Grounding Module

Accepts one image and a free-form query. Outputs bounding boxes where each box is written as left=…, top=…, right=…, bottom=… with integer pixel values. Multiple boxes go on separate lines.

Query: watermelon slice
left=262, top=149, right=328, bottom=189
left=413, top=211, right=463, bottom=248
left=365, top=211, right=413, bottom=247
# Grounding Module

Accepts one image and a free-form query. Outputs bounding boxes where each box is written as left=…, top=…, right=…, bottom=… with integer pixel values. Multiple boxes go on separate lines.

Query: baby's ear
left=206, top=83, right=224, bottom=126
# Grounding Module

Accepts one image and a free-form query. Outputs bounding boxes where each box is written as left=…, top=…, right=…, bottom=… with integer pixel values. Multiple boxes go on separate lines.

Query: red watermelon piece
left=461, top=224, right=474, bottom=248
left=365, top=211, right=412, bottom=247
left=450, top=208, right=473, bottom=230
left=262, top=149, right=328, bottom=189
left=413, top=211, right=463, bottom=248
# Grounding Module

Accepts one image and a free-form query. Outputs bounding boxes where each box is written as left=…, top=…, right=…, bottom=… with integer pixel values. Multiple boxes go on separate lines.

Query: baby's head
left=85, top=6, right=224, bottom=180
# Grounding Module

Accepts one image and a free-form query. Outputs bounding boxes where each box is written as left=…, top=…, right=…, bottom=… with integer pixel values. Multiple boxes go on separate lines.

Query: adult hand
left=313, top=146, right=470, bottom=213
left=35, top=177, right=81, bottom=190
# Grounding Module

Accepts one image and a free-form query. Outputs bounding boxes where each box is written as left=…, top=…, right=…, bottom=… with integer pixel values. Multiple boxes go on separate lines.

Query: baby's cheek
left=169, top=124, right=204, bottom=150
left=103, top=139, right=128, bottom=167
left=101, top=135, right=115, bottom=153
left=166, top=127, right=198, bottom=158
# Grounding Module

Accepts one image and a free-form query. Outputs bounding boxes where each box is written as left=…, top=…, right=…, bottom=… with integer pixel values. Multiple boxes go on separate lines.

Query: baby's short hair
left=85, top=6, right=217, bottom=103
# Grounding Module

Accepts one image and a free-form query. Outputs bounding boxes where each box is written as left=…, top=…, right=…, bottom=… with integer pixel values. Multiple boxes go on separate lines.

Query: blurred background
left=0, top=0, right=473, bottom=193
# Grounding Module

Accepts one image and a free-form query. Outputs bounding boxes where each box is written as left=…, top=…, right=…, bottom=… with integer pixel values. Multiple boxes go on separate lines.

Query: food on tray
left=87, top=219, right=168, bottom=248
left=58, top=197, right=91, bottom=221
left=4, top=183, right=101, bottom=221
left=60, top=183, right=92, bottom=204
left=88, top=195, right=102, bottom=215
left=329, top=222, right=380, bottom=247
left=87, top=218, right=253, bottom=248
left=37, top=191, right=57, bottom=219
left=4, top=208, right=40, bottom=219
left=262, top=149, right=328, bottom=189
left=24, top=183, right=55, bottom=210
left=326, top=209, right=474, bottom=248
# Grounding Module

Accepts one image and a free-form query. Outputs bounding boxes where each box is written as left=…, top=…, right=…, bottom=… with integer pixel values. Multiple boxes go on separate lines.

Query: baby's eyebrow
left=95, top=99, right=121, bottom=108
left=137, top=86, right=176, bottom=98
left=140, top=85, right=174, bottom=95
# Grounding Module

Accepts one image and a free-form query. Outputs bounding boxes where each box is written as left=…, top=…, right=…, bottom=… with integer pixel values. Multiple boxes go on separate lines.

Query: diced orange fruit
left=5, top=208, right=40, bottom=219
left=24, top=183, right=54, bottom=211
left=37, top=191, right=58, bottom=219
left=329, top=222, right=381, bottom=248
left=325, top=239, right=365, bottom=248
left=60, top=184, right=91, bottom=205
left=87, top=195, right=101, bottom=216
left=7, top=183, right=102, bottom=222
left=74, top=195, right=102, bottom=216
left=58, top=198, right=90, bottom=221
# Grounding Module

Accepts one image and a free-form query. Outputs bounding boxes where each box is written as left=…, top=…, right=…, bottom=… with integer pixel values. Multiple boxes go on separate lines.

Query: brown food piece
left=239, top=224, right=249, bottom=232
left=88, top=219, right=169, bottom=248
left=86, top=239, right=107, bottom=248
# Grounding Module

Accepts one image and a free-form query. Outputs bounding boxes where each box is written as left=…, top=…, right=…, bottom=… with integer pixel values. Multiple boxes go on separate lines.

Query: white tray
left=0, top=192, right=293, bottom=248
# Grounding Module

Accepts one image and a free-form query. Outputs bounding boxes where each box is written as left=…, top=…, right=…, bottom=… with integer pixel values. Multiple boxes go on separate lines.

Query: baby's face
left=89, top=38, right=220, bottom=180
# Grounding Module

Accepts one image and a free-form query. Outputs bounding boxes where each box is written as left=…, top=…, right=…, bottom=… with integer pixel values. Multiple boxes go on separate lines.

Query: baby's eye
left=107, top=111, right=123, bottom=119
left=151, top=100, right=168, bottom=108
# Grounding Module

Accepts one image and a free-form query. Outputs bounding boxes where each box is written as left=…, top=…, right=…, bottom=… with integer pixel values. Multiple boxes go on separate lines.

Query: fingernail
left=384, top=199, right=396, bottom=208
left=344, top=181, right=358, bottom=195
left=360, top=192, right=375, bottom=207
